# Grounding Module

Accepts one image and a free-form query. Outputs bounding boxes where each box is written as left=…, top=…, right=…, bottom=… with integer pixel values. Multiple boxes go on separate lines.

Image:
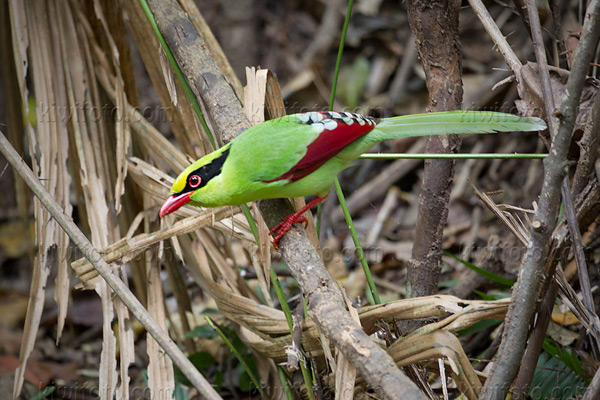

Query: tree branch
left=0, top=131, right=222, bottom=400
left=405, top=0, right=463, bottom=297
left=480, top=2, right=600, bottom=398
left=146, top=0, right=426, bottom=398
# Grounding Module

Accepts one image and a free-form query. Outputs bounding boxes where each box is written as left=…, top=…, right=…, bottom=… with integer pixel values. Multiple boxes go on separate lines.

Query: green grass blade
left=359, top=153, right=547, bottom=160
left=205, top=317, right=267, bottom=400
left=334, top=180, right=380, bottom=304
left=138, top=0, right=216, bottom=149
left=329, top=0, right=355, bottom=109
left=445, top=252, right=515, bottom=287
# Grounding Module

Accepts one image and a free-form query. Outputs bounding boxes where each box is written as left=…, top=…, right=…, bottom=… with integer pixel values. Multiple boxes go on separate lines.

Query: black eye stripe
left=180, top=147, right=231, bottom=194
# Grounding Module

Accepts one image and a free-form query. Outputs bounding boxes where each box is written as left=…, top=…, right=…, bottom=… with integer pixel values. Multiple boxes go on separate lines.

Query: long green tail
left=374, top=111, right=546, bottom=139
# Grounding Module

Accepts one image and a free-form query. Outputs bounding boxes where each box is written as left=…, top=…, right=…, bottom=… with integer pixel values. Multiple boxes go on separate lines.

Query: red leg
left=270, top=195, right=327, bottom=249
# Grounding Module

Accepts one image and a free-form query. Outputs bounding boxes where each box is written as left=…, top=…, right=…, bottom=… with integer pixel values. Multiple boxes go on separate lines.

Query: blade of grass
left=326, top=0, right=381, bottom=304
left=205, top=317, right=267, bottom=400
left=334, top=181, right=379, bottom=304
left=359, top=153, right=548, bottom=159
left=444, top=252, right=515, bottom=287
left=138, top=0, right=216, bottom=149
left=329, top=0, right=355, bottom=108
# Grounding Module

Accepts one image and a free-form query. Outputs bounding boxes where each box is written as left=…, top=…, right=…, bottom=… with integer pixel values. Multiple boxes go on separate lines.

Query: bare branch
left=480, top=2, right=600, bottom=398
left=146, top=0, right=426, bottom=397
left=0, top=131, right=223, bottom=400
left=405, top=0, right=463, bottom=297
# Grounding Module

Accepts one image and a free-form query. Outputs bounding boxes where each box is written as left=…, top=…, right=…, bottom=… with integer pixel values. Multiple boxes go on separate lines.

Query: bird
left=160, top=110, right=545, bottom=248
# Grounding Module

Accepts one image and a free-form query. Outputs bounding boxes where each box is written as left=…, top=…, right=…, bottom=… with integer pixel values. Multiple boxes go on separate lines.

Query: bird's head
left=159, top=146, right=230, bottom=217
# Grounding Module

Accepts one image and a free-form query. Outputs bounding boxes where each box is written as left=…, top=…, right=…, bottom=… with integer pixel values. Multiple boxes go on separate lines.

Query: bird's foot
left=268, top=195, right=328, bottom=249
left=269, top=214, right=308, bottom=249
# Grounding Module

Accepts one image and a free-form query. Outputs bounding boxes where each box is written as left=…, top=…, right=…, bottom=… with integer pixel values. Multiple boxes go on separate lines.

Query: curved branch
left=146, top=0, right=426, bottom=398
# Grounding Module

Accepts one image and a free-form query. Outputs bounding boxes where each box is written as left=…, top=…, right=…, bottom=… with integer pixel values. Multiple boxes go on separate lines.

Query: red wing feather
left=264, top=112, right=376, bottom=183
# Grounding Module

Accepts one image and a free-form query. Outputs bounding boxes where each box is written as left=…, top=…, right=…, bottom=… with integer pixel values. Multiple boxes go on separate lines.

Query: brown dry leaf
left=12, top=1, right=72, bottom=397
left=121, top=0, right=210, bottom=157
left=58, top=2, right=139, bottom=397
left=389, top=331, right=481, bottom=400
left=335, top=292, right=358, bottom=400
left=47, top=0, right=73, bottom=346
left=95, top=57, right=193, bottom=172
left=551, top=311, right=580, bottom=326
left=91, top=0, right=131, bottom=216
left=547, top=321, right=580, bottom=346
left=1, top=356, right=77, bottom=389
left=146, top=204, right=175, bottom=399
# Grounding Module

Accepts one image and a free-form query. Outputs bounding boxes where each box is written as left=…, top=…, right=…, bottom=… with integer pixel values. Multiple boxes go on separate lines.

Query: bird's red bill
left=160, top=193, right=192, bottom=217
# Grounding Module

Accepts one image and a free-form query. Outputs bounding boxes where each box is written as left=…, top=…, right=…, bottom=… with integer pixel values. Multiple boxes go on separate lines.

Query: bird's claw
left=269, top=215, right=308, bottom=249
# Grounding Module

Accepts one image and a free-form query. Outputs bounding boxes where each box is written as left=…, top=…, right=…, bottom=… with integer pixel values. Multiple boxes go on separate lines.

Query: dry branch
left=145, top=0, right=427, bottom=397
left=406, top=0, right=464, bottom=297
left=480, top=3, right=600, bottom=397
left=0, top=130, right=222, bottom=400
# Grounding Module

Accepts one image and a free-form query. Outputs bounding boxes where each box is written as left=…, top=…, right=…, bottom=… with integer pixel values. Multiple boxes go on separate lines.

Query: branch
left=405, top=0, right=463, bottom=297
left=145, top=0, right=249, bottom=143
left=146, top=0, right=426, bottom=398
left=467, top=0, right=523, bottom=74
left=0, top=131, right=222, bottom=400
left=480, top=2, right=600, bottom=398
left=505, top=3, right=559, bottom=397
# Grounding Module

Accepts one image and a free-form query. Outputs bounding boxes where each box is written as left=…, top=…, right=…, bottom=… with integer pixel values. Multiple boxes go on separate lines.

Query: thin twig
left=507, top=2, right=559, bottom=397
left=468, top=0, right=523, bottom=73
left=0, top=131, right=222, bottom=400
left=562, top=178, right=600, bottom=346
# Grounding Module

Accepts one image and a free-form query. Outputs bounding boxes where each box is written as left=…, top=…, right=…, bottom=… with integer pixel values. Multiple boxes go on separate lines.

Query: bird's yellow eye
left=189, top=174, right=201, bottom=188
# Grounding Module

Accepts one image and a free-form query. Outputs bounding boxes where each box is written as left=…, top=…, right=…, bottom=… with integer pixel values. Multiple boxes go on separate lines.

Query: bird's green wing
left=228, top=112, right=376, bottom=183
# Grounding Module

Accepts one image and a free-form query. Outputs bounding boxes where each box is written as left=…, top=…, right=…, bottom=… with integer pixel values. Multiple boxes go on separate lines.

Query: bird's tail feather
left=374, top=111, right=546, bottom=140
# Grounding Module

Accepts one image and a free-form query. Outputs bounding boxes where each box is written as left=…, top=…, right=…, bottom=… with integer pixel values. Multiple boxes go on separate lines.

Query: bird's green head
left=159, top=145, right=230, bottom=217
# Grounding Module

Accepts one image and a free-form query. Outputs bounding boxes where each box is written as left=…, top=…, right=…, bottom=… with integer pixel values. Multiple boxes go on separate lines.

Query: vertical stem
left=334, top=181, right=380, bottom=304
left=405, top=0, right=463, bottom=298
left=328, top=0, right=381, bottom=304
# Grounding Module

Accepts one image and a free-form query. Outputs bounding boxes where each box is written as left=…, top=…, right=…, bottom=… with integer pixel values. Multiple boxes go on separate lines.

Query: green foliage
left=29, top=386, right=56, bottom=400
left=543, top=338, right=586, bottom=380
left=337, top=57, right=370, bottom=109
left=457, top=318, right=502, bottom=337
left=185, top=324, right=218, bottom=339
left=529, top=351, right=587, bottom=399
left=445, top=252, right=515, bottom=287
